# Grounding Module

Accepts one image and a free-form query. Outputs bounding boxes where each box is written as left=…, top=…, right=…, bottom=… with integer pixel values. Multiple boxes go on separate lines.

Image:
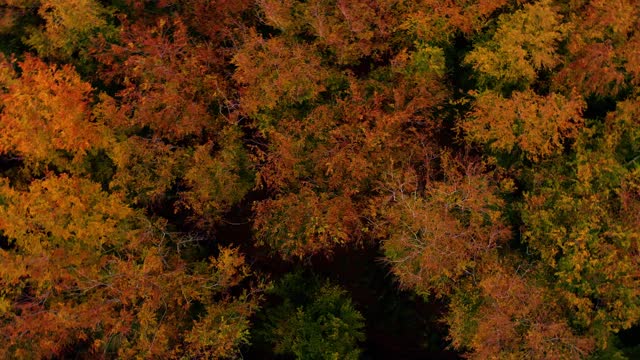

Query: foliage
left=520, top=99, right=640, bottom=338
left=95, top=17, right=226, bottom=140
left=179, top=125, right=255, bottom=225
left=554, top=0, right=640, bottom=97
left=254, top=187, right=362, bottom=259
left=24, top=0, right=115, bottom=62
left=0, top=175, right=260, bottom=359
left=382, top=155, right=511, bottom=297
left=257, top=272, right=365, bottom=360
left=0, top=55, right=104, bottom=167
left=447, top=263, right=596, bottom=359
left=463, top=89, right=585, bottom=161
left=465, top=0, right=566, bottom=90
left=0, top=0, right=639, bottom=358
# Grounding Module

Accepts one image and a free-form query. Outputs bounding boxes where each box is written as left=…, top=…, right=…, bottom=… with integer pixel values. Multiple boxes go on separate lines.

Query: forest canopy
left=0, top=0, right=639, bottom=359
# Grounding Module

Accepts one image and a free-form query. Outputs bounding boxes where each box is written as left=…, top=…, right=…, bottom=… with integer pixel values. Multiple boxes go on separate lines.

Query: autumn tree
left=235, top=0, right=450, bottom=259
left=93, top=16, right=255, bottom=222
left=96, top=17, right=225, bottom=140
left=465, top=0, right=566, bottom=91
left=447, top=261, right=595, bottom=359
left=446, top=2, right=640, bottom=357
left=553, top=0, right=640, bottom=97
left=462, top=89, right=585, bottom=162
left=402, top=0, right=511, bottom=43
left=0, top=175, right=260, bottom=359
left=1, top=0, right=639, bottom=358
left=0, top=55, right=105, bottom=172
left=381, top=155, right=511, bottom=298
left=178, top=126, right=255, bottom=227
left=24, top=0, right=115, bottom=62
left=519, top=95, right=640, bottom=345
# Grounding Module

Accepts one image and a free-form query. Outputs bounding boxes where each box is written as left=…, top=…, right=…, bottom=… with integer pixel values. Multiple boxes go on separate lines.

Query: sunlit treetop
left=465, top=0, right=566, bottom=90
left=463, top=89, right=585, bottom=162
left=0, top=55, right=105, bottom=167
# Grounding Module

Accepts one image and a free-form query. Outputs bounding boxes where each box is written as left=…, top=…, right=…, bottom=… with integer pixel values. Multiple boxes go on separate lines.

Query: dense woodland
left=0, top=0, right=639, bottom=359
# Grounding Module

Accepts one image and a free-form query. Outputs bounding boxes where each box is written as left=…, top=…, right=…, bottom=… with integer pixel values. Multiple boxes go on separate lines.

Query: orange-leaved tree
left=462, top=89, right=585, bottom=162
left=0, top=55, right=105, bottom=170
left=0, top=175, right=260, bottom=359
left=381, top=154, right=511, bottom=298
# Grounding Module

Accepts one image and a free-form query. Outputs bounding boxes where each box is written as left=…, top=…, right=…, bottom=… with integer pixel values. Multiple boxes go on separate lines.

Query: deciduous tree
left=0, top=175, right=260, bottom=359
left=0, top=55, right=104, bottom=168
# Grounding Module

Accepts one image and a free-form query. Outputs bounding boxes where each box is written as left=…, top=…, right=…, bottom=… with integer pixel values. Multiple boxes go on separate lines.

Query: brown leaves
left=259, top=0, right=400, bottom=64
left=404, top=0, right=508, bottom=41
left=555, top=0, right=640, bottom=96
left=97, top=17, right=226, bottom=140
left=463, top=90, right=585, bottom=161
left=382, top=156, right=511, bottom=297
left=0, top=175, right=260, bottom=359
left=555, top=42, right=626, bottom=96
left=254, top=187, right=362, bottom=259
left=233, top=30, right=328, bottom=118
left=178, top=0, right=253, bottom=42
left=449, top=266, right=596, bottom=360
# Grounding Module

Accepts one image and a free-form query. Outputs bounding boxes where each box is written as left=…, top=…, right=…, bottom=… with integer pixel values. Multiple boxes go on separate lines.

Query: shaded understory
left=216, top=195, right=461, bottom=359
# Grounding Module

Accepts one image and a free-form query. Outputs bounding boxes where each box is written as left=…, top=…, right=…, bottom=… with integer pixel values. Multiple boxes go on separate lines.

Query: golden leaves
left=0, top=173, right=260, bottom=358
left=402, top=0, right=508, bottom=42
left=25, top=0, right=111, bottom=60
left=465, top=0, right=566, bottom=88
left=463, top=90, right=585, bottom=161
left=0, top=175, right=134, bottom=252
